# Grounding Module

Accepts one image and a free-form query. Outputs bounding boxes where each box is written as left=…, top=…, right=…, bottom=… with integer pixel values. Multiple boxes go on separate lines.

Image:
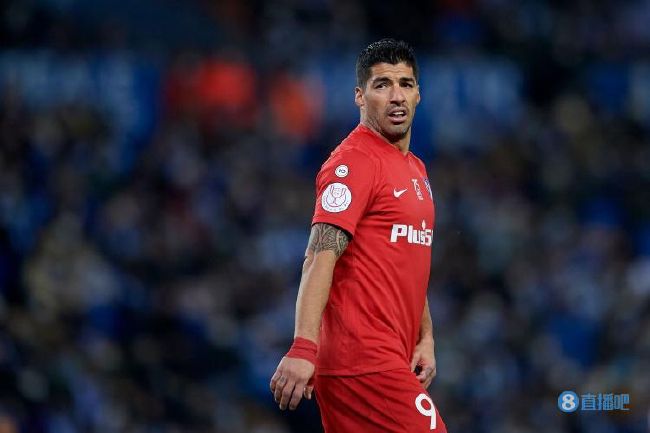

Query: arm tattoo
left=307, top=223, right=350, bottom=258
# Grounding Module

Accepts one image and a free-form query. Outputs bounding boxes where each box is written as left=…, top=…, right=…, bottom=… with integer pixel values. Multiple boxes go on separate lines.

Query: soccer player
left=270, top=39, right=447, bottom=433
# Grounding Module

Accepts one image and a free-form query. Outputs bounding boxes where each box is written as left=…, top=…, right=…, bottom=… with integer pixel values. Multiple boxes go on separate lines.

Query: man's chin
left=382, top=124, right=409, bottom=141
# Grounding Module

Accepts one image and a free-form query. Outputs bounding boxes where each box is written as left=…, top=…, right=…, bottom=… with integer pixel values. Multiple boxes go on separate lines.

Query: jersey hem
left=315, top=360, right=408, bottom=377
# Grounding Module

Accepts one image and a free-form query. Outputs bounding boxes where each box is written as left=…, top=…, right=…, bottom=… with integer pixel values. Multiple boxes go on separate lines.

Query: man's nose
left=389, top=84, right=406, bottom=103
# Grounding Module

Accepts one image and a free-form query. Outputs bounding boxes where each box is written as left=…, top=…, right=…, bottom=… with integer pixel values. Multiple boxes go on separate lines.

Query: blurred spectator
left=268, top=69, right=324, bottom=141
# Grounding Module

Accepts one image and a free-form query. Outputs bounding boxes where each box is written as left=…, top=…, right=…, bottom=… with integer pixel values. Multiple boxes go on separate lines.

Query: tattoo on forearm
left=307, top=223, right=350, bottom=258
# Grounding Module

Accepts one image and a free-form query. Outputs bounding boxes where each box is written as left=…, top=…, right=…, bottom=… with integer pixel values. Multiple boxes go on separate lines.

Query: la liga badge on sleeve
left=321, top=183, right=352, bottom=213
left=335, top=164, right=349, bottom=177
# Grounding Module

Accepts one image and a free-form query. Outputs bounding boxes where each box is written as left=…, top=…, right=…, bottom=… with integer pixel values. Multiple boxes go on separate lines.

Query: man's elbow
left=303, top=250, right=339, bottom=275
left=301, top=254, right=314, bottom=274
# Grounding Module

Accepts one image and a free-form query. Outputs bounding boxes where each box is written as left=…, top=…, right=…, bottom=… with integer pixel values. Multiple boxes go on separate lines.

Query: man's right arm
left=270, top=222, right=350, bottom=411
left=294, top=222, right=349, bottom=341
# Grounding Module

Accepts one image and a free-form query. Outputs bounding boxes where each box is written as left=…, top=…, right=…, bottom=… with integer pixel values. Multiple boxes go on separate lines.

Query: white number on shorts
left=415, top=393, right=437, bottom=430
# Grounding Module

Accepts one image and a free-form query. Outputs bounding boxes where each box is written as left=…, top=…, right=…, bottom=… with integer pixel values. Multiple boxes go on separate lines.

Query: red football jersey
left=312, top=124, right=435, bottom=376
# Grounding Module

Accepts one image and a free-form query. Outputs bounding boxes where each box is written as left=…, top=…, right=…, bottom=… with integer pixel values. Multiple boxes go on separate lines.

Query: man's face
left=355, top=62, right=420, bottom=142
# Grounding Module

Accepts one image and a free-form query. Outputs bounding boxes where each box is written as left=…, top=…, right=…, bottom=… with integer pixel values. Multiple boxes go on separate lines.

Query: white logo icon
left=390, top=220, right=432, bottom=246
left=335, top=164, right=349, bottom=178
left=393, top=188, right=408, bottom=198
left=415, top=393, right=437, bottom=430
left=321, top=182, right=352, bottom=213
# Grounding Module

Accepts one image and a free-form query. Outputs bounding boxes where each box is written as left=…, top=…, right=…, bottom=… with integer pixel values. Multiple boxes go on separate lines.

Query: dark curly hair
left=356, top=38, right=419, bottom=88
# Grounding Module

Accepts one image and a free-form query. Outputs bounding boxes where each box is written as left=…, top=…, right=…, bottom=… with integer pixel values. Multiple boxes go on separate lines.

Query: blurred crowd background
left=1, top=0, right=649, bottom=432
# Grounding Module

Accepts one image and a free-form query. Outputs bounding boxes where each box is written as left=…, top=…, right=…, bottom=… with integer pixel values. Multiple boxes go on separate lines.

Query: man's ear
left=416, top=85, right=421, bottom=106
left=354, top=86, right=364, bottom=108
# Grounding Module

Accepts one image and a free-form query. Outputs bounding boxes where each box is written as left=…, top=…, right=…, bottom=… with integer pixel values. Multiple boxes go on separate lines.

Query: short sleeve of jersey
left=312, top=149, right=377, bottom=237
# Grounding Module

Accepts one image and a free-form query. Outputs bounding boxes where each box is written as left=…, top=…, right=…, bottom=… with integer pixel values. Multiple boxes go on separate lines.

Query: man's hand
left=410, top=337, right=436, bottom=389
left=270, top=356, right=315, bottom=410
left=269, top=224, right=346, bottom=412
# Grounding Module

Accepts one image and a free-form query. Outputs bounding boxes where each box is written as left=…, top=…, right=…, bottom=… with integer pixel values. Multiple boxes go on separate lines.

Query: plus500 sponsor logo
left=390, top=221, right=432, bottom=246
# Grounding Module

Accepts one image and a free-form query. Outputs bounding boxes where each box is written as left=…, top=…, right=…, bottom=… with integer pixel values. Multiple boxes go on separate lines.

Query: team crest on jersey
left=412, top=179, right=424, bottom=201
left=321, top=182, right=352, bottom=213
left=423, top=178, right=433, bottom=199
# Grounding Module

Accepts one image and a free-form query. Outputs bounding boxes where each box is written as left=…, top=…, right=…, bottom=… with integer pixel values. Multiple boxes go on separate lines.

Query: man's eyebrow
left=370, top=76, right=416, bottom=84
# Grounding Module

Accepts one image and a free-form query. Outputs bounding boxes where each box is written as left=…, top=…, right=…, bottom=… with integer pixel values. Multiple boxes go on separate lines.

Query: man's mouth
left=387, top=108, right=407, bottom=123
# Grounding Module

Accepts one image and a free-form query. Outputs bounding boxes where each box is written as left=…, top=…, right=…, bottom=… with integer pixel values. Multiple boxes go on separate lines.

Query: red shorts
left=315, top=369, right=448, bottom=433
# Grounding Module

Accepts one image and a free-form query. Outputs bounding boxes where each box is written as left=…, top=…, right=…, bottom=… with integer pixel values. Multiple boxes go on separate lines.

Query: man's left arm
left=411, top=297, right=437, bottom=389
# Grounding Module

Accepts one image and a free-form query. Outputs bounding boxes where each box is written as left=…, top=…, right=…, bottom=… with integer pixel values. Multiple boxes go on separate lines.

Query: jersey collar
left=355, top=124, right=412, bottom=159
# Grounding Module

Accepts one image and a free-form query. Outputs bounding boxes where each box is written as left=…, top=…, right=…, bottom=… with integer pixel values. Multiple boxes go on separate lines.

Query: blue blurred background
left=0, top=0, right=649, bottom=432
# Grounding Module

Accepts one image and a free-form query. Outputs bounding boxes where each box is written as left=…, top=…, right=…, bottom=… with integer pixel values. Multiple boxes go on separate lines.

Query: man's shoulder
left=331, top=126, right=384, bottom=161
left=315, top=137, right=382, bottom=187
left=333, top=140, right=377, bottom=161
left=319, top=146, right=379, bottom=182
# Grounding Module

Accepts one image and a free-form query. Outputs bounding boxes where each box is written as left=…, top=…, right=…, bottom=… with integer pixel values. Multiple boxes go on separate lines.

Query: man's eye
left=376, top=83, right=387, bottom=89
left=402, top=82, right=414, bottom=88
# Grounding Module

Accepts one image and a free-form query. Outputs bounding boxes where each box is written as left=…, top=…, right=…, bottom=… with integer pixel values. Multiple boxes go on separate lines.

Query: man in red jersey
left=270, top=39, right=447, bottom=433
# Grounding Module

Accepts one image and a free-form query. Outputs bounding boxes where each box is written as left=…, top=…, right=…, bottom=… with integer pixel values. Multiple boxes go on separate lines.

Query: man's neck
left=360, top=120, right=410, bottom=155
